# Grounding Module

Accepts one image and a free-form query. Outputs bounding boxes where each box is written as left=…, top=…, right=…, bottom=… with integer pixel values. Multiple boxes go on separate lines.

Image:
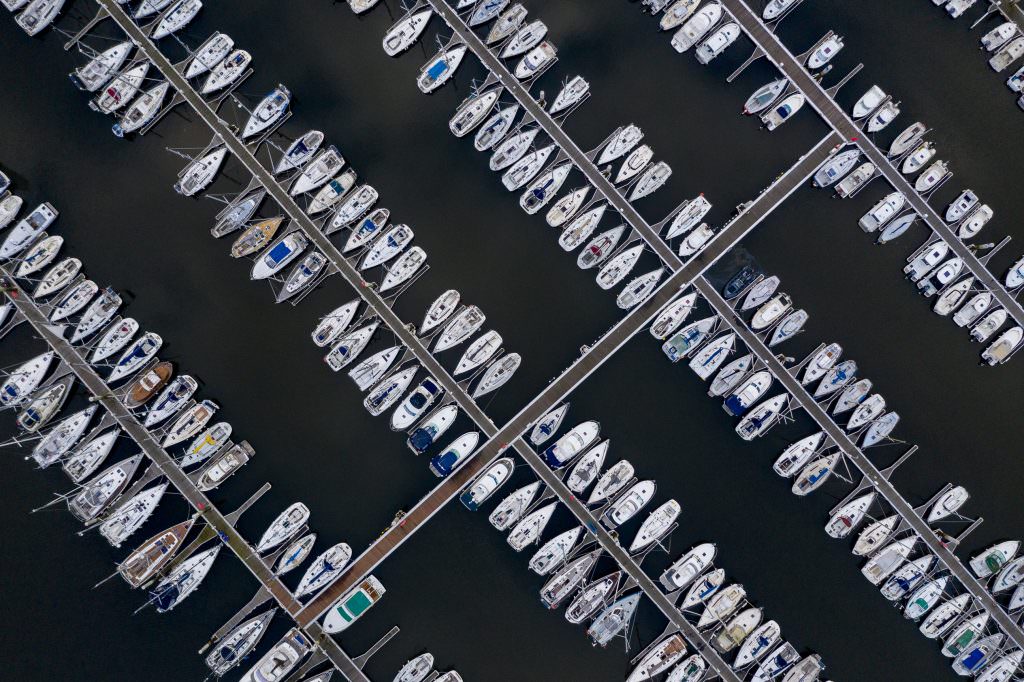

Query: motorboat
left=671, top=2, right=722, bottom=53
left=565, top=440, right=608, bottom=494
left=365, top=365, right=419, bottom=417
left=63, top=427, right=119, bottom=483
left=751, top=293, right=792, bottom=330
left=359, top=224, right=414, bottom=270
left=853, top=85, right=885, bottom=118
left=325, top=320, right=379, bottom=372
left=723, top=369, right=772, bottom=416
left=629, top=161, right=672, bottom=200
left=665, top=195, right=712, bottom=240
left=520, top=162, right=573, bottom=214
left=238, top=629, right=312, bottom=680
left=598, top=125, right=644, bottom=166
left=546, top=186, right=591, bottom=227
left=540, top=550, right=602, bottom=608
left=801, top=342, right=842, bottom=385
left=514, top=41, right=557, bottom=79
left=862, top=411, right=900, bottom=446
left=99, top=483, right=168, bottom=548
left=460, top=457, right=514, bottom=511
left=989, top=36, right=1024, bottom=72
left=470, top=351, right=520, bottom=398
left=927, top=485, right=969, bottom=522
left=970, top=540, right=1020, bottom=578
left=195, top=442, right=251, bottom=491
left=971, top=308, right=1008, bottom=342
left=649, top=292, right=698, bottom=339
left=695, top=21, right=740, bottom=64
left=761, top=93, right=804, bottom=130
left=112, top=81, right=171, bottom=137
left=489, top=481, right=540, bottom=530
left=420, top=289, right=461, bottom=336
left=681, top=568, right=725, bottom=609
left=565, top=572, right=621, bottom=625
left=630, top=499, right=681, bottom=552
left=474, top=104, right=520, bottom=151
left=486, top=3, right=526, bottom=44
left=174, top=147, right=227, bottom=197
left=30, top=404, right=96, bottom=468
left=151, top=0, right=202, bottom=40
left=434, top=305, right=485, bottom=352
left=866, top=99, right=901, bottom=132
left=251, top=231, right=308, bottom=281
left=835, top=162, right=874, bottom=198
left=429, top=432, right=480, bottom=477
left=501, top=144, right=556, bottom=191
left=917, top=257, right=964, bottom=297
left=862, top=536, right=916, bottom=584
left=587, top=460, right=635, bottom=506
left=773, top=432, right=824, bottom=477
left=901, top=142, right=936, bottom=174
left=142, top=375, right=198, bottom=426
left=542, top=420, right=600, bottom=468
left=290, top=147, right=345, bottom=196
left=616, top=144, right=654, bottom=184
left=501, top=20, right=547, bottom=58
left=68, top=454, right=143, bottom=522
left=688, top=333, right=735, bottom=380
left=417, top=44, right=468, bottom=94
left=577, top=225, right=626, bottom=269
left=230, top=216, right=284, bottom=258
left=792, top=452, right=839, bottom=496
left=744, top=78, right=789, bottom=116
left=859, top=192, right=906, bottom=232
left=70, top=40, right=133, bottom=92
left=813, top=149, right=860, bottom=187
left=151, top=546, right=220, bottom=613
left=660, top=0, right=701, bottom=30
left=349, top=346, right=402, bottom=392
left=807, top=34, right=844, bottom=69
left=826, top=492, right=875, bottom=539
left=274, top=533, right=317, bottom=576
left=708, top=353, right=753, bottom=397
left=180, top=422, right=232, bottom=468
left=529, top=402, right=569, bottom=446
left=205, top=609, right=276, bottom=676
left=1, top=202, right=59, bottom=258
left=390, top=375, right=442, bottom=431
left=294, top=543, right=353, bottom=598
left=617, top=268, right=664, bottom=309
left=946, top=190, right=979, bottom=223
left=550, top=75, right=590, bottom=114
left=934, top=277, right=974, bottom=316
left=449, top=88, right=501, bottom=137
left=587, top=593, right=642, bottom=647
left=659, top=543, right=716, bottom=591
left=256, top=502, right=310, bottom=554
left=507, top=501, right=557, bottom=551
left=958, top=204, right=993, bottom=239
left=308, top=169, right=358, bottom=215
left=905, top=240, right=949, bottom=281
left=627, top=635, right=687, bottom=681
left=528, top=526, right=582, bottom=575
left=601, top=480, right=656, bottom=529
left=559, top=204, right=607, bottom=251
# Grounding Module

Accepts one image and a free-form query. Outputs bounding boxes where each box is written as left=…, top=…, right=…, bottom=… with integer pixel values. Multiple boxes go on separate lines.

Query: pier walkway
left=718, top=0, right=1024, bottom=328
left=0, top=266, right=371, bottom=682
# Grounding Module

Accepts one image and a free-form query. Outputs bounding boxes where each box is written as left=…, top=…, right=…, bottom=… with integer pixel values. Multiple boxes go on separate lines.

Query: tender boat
left=70, top=41, right=133, bottom=92
left=151, top=546, right=220, bottom=613
left=205, top=609, right=276, bottom=676
left=449, top=88, right=501, bottom=137
left=364, top=365, right=419, bottom=417
left=99, top=483, right=168, bottom=548
left=601, top=480, right=656, bottom=529
left=587, top=593, right=642, bottom=647
left=616, top=144, right=654, bottom=184
left=927, top=485, right=969, bottom=522
left=294, top=543, right=353, bottom=598
left=256, top=502, right=310, bottom=554
left=792, top=452, right=839, bottom=496
left=587, top=460, right=635, bottom=506
left=489, top=481, right=540, bottom=531
left=428, top=431, right=480, bottom=477
left=565, top=572, right=621, bottom=624
left=629, top=161, right=672, bottom=200
left=194, top=442, right=251, bottom=491
left=773, top=432, right=825, bottom=478
left=565, top=440, right=608, bottom=494
left=470, top=351, right=520, bottom=398
left=238, top=629, right=312, bottom=680
left=180, top=422, right=232, bottom=468
left=325, top=320, right=379, bottom=372
left=528, top=526, right=581, bottom=575
left=454, top=330, right=502, bottom=376
left=501, top=20, right=548, bottom=58
left=460, top=457, right=514, bottom=511
left=529, top=402, right=569, bottom=446
left=671, top=2, right=722, bottom=53
left=417, top=44, right=468, bottom=94
left=550, top=75, right=590, bottom=114
left=486, top=3, right=526, bottom=44
left=289, top=147, right=345, bottom=196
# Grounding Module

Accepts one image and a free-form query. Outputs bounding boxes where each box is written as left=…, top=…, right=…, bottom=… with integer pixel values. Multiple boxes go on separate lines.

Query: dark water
left=1, top=0, right=1022, bottom=680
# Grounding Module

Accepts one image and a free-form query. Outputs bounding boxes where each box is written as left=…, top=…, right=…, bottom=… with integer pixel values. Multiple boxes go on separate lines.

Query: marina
left=2, top=0, right=1024, bottom=679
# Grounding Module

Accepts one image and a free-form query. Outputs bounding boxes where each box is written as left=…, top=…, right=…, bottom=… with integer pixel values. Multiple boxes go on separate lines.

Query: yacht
left=566, top=440, right=609, bottom=493
left=542, top=420, right=600, bottom=468
left=521, top=162, right=573, bottom=214
left=460, top=457, right=514, bottom=511
left=151, top=0, right=202, bottom=40
left=471, top=352, right=520, bottom=398
left=162, top=400, right=218, bottom=448
left=696, top=22, right=740, bottom=64
left=205, top=609, right=276, bottom=676
left=587, top=459, right=635, bottom=506
left=350, top=346, right=402, bottom=392
left=501, top=20, right=547, bottom=58
left=184, top=32, right=233, bottom=80
left=256, top=503, right=310, bottom=554
left=550, top=75, right=590, bottom=114
left=68, top=454, right=143, bottom=522
left=49, top=279, right=98, bottom=322
left=490, top=128, right=540, bottom=171
left=486, top=3, right=526, bottom=44
left=689, top=333, right=735, bottom=380
left=251, top=232, right=308, bottom=280
left=985, top=21, right=1021, bottom=51
left=502, top=144, right=556, bottom=191
left=902, top=142, right=936, bottom=174
left=862, top=411, right=900, bottom=447
left=390, top=375, right=441, bottom=431
left=274, top=533, right=317, bottom=576
left=180, top=422, right=232, bottom=468
left=343, top=208, right=390, bottom=253
left=578, top=225, right=627, bottom=269
left=32, top=258, right=80, bottom=300
left=681, top=568, right=725, bottom=608
left=744, top=78, right=789, bottom=116
left=529, top=402, right=569, bottom=446
left=661, top=0, right=701, bottom=30
left=751, top=643, right=800, bottom=682
left=853, top=84, right=885, bottom=118
left=659, top=543, right=716, bottom=590
left=273, top=130, right=324, bottom=177
left=16, top=0, right=65, bottom=36
left=383, top=9, right=433, bottom=56
left=989, top=36, right=1024, bottom=72
left=927, top=485, right=969, bottom=522
left=588, top=593, right=642, bottom=647
left=289, top=147, right=345, bottom=196
left=546, top=185, right=591, bottom=227
left=853, top=515, right=898, bottom=556
left=889, top=122, right=927, bottom=157
left=834, top=162, right=874, bottom=197
left=792, top=452, right=839, bottom=496
left=359, top=224, right=414, bottom=270
left=601, top=480, right=656, bottom=529
left=598, top=125, right=644, bottom=166
left=813, top=149, right=861, bottom=188
left=934, top=277, right=974, bottom=316
left=905, top=240, right=949, bottom=281
left=312, top=300, right=360, bottom=348
left=880, top=553, right=935, bottom=601
left=627, top=635, right=687, bottom=681
left=514, top=41, right=557, bottom=79
left=807, top=34, right=844, bottom=69
left=72, top=288, right=122, bottom=343
left=151, top=546, right=220, bottom=613
left=1, top=202, right=59, bottom=259
left=330, top=184, right=378, bottom=230
left=195, top=442, right=251, bottom=491
left=565, top=572, right=621, bottom=624
left=773, top=432, right=824, bottom=477
left=174, top=147, right=227, bottom=197
left=107, top=331, right=162, bottom=384
left=113, top=80, right=171, bottom=137
left=958, top=204, right=993, bottom=239
left=118, top=518, right=194, bottom=588
left=91, top=61, right=150, bottom=114
left=489, top=481, right=540, bottom=531
left=99, top=483, right=168, bottom=548
left=761, top=93, right=805, bottom=130
left=801, top=343, right=842, bottom=385
left=30, top=405, right=96, bottom=468
left=417, top=44, right=468, bottom=94
left=971, top=308, right=1007, bottom=342
left=825, top=492, right=875, bottom=539
left=474, top=104, right=520, bottom=151
left=617, top=268, right=664, bottom=309
left=294, top=543, right=353, bottom=598
left=429, top=432, right=480, bottom=477
left=507, top=501, right=557, bottom=551
left=671, top=2, right=722, bottom=53
left=326, top=321, right=379, bottom=371
left=866, top=99, right=901, bottom=132
left=449, top=88, right=501, bottom=137
left=70, top=41, right=133, bottom=92
left=541, top=549, right=602, bottom=608
left=308, top=169, right=358, bottom=215
left=63, top=428, right=119, bottom=483
left=238, top=628, right=312, bottom=680
left=0, top=194, right=25, bottom=232
left=862, top=536, right=916, bottom=584
left=230, top=216, right=284, bottom=258
left=393, top=654, right=435, bottom=682
left=847, top=393, right=885, bottom=430
left=970, top=540, right=1020, bottom=578
left=665, top=195, right=712, bottom=239
left=734, top=621, right=782, bottom=669
left=859, top=192, right=906, bottom=232
left=528, top=526, right=582, bottom=575
left=751, top=293, right=792, bottom=330
left=630, top=499, right=681, bottom=552
left=454, top=330, right=502, bottom=376
left=629, top=161, right=672, bottom=200
left=365, top=365, right=419, bottom=417
left=418, top=290, right=460, bottom=337
left=560, top=204, right=607, bottom=251
left=737, top=394, right=789, bottom=440
left=616, top=144, right=654, bottom=184
left=954, top=292, right=993, bottom=328
left=435, top=305, right=485, bottom=352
